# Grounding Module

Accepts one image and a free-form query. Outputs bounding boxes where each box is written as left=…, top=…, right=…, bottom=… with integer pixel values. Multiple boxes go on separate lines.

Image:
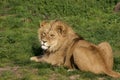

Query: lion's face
left=38, top=20, right=67, bottom=52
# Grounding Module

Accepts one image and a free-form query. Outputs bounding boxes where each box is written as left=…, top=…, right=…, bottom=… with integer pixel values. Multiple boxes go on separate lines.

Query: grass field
left=0, top=0, right=120, bottom=80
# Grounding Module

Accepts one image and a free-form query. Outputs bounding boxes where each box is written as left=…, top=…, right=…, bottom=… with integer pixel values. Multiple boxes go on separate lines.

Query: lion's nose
left=43, top=40, right=47, bottom=43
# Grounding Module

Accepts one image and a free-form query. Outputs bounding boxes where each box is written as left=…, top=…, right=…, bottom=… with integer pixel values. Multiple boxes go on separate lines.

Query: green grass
left=0, top=0, right=120, bottom=80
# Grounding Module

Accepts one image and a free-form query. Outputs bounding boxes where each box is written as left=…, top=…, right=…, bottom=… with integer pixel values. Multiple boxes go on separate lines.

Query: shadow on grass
left=30, top=42, right=52, bottom=69
left=31, top=42, right=43, bottom=56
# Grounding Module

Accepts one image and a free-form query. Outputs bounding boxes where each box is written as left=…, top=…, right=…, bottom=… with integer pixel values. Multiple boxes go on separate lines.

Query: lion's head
left=38, top=20, right=69, bottom=52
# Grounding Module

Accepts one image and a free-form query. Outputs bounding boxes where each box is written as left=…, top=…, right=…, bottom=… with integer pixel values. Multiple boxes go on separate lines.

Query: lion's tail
left=104, top=69, right=120, bottom=78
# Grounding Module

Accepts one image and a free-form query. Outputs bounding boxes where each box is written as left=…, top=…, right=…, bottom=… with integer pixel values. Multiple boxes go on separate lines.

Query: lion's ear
left=55, top=21, right=67, bottom=36
left=40, top=20, right=48, bottom=28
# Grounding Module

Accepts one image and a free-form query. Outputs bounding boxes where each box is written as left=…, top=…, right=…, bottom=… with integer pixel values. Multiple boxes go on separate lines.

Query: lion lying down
left=30, top=20, right=120, bottom=78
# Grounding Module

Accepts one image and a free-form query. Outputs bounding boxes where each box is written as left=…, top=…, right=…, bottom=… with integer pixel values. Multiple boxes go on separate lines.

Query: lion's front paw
left=30, top=56, right=39, bottom=62
left=64, top=63, right=72, bottom=69
left=67, top=69, right=75, bottom=72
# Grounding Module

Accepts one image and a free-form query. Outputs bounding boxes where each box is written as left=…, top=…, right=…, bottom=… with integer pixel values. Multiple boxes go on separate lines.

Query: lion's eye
left=50, top=34, right=55, bottom=37
left=42, top=33, right=46, bottom=36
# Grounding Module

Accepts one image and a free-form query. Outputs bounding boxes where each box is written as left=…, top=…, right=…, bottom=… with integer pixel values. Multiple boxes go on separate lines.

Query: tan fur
left=30, top=20, right=120, bottom=78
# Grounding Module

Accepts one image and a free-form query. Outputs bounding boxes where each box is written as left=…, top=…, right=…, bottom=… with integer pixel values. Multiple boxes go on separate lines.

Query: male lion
left=30, top=20, right=120, bottom=78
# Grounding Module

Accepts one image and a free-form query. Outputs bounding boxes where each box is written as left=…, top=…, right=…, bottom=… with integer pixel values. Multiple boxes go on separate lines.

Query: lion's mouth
left=40, top=41, right=50, bottom=50
left=41, top=44, right=50, bottom=50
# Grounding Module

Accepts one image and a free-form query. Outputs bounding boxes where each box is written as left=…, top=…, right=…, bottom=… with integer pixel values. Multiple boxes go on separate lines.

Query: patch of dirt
left=0, top=66, right=21, bottom=78
left=0, top=66, right=19, bottom=72
left=48, top=73, right=80, bottom=80
left=0, top=66, right=38, bottom=79
left=49, top=73, right=60, bottom=80
left=98, top=77, right=105, bottom=80
left=69, top=75, right=80, bottom=80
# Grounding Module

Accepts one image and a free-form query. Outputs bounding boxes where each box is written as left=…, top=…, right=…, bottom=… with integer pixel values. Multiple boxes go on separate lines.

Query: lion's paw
left=30, top=56, right=39, bottom=62
left=67, top=69, right=75, bottom=72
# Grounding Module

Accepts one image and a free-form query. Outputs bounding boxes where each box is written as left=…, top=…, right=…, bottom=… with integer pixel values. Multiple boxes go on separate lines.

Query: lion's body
left=30, top=20, right=120, bottom=78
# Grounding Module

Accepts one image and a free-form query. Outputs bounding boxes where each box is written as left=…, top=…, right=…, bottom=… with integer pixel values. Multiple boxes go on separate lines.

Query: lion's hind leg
left=98, top=42, right=113, bottom=69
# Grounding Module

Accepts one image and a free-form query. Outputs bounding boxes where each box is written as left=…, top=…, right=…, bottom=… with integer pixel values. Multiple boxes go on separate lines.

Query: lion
left=30, top=20, right=120, bottom=78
